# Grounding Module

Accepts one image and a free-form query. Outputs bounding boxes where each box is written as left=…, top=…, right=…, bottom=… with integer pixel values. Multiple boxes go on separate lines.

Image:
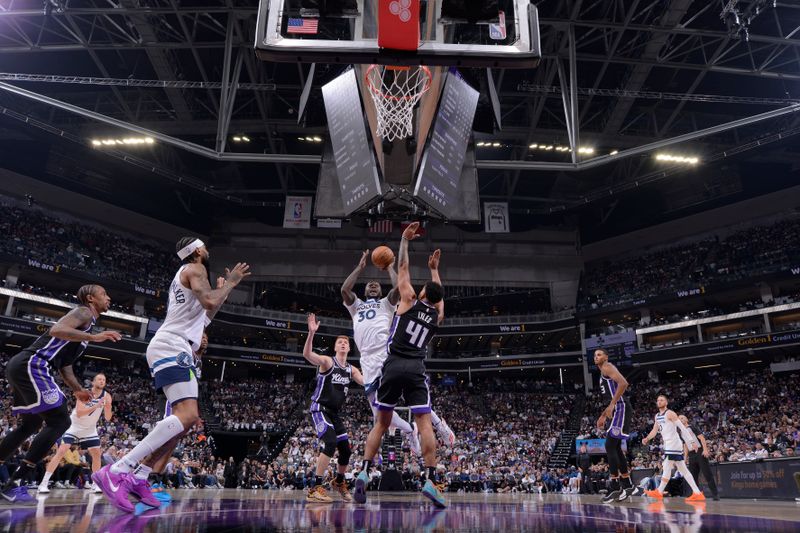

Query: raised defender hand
left=358, top=249, right=369, bottom=270
left=91, top=331, right=121, bottom=343
left=402, top=221, right=421, bottom=241
left=224, top=262, right=251, bottom=285
left=428, top=249, right=441, bottom=270
left=307, top=313, right=320, bottom=334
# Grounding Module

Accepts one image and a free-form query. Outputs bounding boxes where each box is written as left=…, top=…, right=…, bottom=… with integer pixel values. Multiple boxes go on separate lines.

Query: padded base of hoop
left=378, top=0, right=420, bottom=51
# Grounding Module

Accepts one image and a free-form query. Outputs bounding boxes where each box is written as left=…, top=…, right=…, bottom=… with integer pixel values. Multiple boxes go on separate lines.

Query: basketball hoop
left=365, top=64, right=432, bottom=142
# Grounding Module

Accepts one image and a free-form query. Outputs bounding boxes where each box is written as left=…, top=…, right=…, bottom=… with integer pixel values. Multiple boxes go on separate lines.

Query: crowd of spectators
left=0, top=195, right=176, bottom=291
left=208, top=377, right=306, bottom=432
left=580, top=216, right=800, bottom=311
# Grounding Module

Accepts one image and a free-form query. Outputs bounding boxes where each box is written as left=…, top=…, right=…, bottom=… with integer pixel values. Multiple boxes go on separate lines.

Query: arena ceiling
left=0, top=0, right=799, bottom=239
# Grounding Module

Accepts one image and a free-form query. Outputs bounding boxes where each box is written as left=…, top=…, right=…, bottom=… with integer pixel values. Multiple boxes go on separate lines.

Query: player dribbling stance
left=303, top=313, right=364, bottom=503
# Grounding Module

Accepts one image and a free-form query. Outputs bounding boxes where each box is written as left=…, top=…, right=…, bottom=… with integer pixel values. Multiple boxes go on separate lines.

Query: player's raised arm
left=303, top=314, right=333, bottom=371
left=342, top=250, right=369, bottom=306
left=386, top=260, right=400, bottom=305
left=428, top=249, right=445, bottom=324
left=396, top=222, right=421, bottom=313
left=186, top=261, right=250, bottom=311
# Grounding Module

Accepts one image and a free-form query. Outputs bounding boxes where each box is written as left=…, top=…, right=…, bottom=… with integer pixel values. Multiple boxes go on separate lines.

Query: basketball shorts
left=665, top=453, right=684, bottom=461
left=6, top=352, right=66, bottom=415
left=61, top=425, right=101, bottom=449
left=607, top=400, right=632, bottom=440
left=147, top=332, right=198, bottom=400
left=375, top=357, right=431, bottom=415
left=310, top=408, right=348, bottom=441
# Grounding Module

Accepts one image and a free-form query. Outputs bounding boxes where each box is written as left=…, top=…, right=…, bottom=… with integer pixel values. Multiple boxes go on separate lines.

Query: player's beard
left=201, top=255, right=212, bottom=284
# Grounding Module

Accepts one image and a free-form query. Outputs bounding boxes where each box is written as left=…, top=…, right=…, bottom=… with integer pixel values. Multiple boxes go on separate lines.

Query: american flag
left=287, top=17, right=319, bottom=35
left=369, top=220, right=394, bottom=234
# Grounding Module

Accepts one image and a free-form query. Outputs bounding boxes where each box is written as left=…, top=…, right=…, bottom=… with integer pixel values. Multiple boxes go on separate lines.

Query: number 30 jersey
left=387, top=299, right=439, bottom=360
left=345, top=296, right=396, bottom=383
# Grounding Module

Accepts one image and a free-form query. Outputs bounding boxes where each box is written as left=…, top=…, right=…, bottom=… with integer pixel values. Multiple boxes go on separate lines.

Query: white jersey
left=345, top=296, right=396, bottom=384
left=153, top=264, right=208, bottom=349
left=655, top=409, right=684, bottom=455
left=69, top=390, right=106, bottom=431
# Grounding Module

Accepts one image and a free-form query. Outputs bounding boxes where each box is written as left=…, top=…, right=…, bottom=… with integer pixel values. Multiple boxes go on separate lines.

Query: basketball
left=371, top=246, right=395, bottom=270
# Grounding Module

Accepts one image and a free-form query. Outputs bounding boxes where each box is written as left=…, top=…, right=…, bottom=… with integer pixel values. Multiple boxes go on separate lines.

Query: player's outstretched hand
left=642, top=436, right=650, bottom=445
left=75, top=389, right=92, bottom=402
left=358, top=249, right=369, bottom=270
left=428, top=249, right=441, bottom=270
left=91, top=331, right=121, bottom=343
left=307, top=313, right=320, bottom=334
left=402, top=221, right=421, bottom=240
left=225, top=263, right=251, bottom=285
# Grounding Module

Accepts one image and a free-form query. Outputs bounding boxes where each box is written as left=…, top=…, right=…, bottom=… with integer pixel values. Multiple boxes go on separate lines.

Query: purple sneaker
left=126, top=477, right=161, bottom=508
left=92, top=465, right=134, bottom=513
left=1, top=485, right=37, bottom=506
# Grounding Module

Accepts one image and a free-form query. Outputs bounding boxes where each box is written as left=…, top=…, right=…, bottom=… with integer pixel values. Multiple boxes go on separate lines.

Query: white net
left=365, top=65, right=432, bottom=142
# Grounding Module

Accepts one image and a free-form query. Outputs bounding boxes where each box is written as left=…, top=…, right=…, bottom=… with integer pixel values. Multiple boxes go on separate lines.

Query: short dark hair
left=176, top=236, right=201, bottom=263
left=595, top=348, right=608, bottom=356
left=423, top=281, right=444, bottom=304
left=658, top=393, right=669, bottom=401
left=77, top=284, right=100, bottom=306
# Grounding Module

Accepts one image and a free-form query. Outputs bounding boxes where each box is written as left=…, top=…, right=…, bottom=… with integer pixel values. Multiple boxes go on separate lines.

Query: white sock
left=676, top=461, right=701, bottom=493
left=41, top=471, right=53, bottom=486
left=392, top=412, right=413, bottom=435
left=133, top=464, right=152, bottom=481
left=657, top=478, right=669, bottom=492
left=430, top=410, right=442, bottom=431
left=112, top=415, right=184, bottom=473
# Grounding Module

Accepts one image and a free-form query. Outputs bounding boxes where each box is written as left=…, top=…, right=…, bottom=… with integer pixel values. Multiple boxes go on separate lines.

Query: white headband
left=177, top=239, right=204, bottom=260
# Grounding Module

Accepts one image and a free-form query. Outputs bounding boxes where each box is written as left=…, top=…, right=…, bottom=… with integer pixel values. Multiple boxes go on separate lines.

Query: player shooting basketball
left=354, top=221, right=447, bottom=508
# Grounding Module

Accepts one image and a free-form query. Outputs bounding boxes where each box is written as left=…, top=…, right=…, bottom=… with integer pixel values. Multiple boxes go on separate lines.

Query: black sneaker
left=631, top=486, right=644, bottom=496
left=618, top=487, right=636, bottom=501
left=602, top=490, right=621, bottom=503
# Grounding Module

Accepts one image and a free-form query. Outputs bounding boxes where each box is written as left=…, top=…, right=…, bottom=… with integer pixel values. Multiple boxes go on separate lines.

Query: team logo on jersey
left=608, top=426, right=622, bottom=438
left=42, top=388, right=61, bottom=405
left=176, top=351, right=194, bottom=368
left=330, top=374, right=351, bottom=386
left=314, top=416, right=328, bottom=435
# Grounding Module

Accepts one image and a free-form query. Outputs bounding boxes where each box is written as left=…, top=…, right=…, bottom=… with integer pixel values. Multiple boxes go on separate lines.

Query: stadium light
left=578, top=147, right=595, bottom=154
left=91, top=136, right=154, bottom=147
left=655, top=153, right=700, bottom=165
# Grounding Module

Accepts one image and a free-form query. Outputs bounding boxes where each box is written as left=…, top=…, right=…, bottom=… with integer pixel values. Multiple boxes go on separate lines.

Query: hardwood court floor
left=2, top=488, right=799, bottom=531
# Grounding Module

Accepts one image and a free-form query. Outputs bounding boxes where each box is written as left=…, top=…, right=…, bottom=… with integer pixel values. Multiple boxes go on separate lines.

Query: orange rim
left=365, top=64, right=432, bottom=102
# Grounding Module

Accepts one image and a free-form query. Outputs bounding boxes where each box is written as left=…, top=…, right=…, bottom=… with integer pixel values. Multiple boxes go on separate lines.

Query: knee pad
left=336, top=439, right=351, bottom=466
left=320, top=430, right=337, bottom=458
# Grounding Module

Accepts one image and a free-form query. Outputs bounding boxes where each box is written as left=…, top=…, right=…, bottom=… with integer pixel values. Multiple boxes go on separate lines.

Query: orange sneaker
left=686, top=492, right=706, bottom=502
left=645, top=489, right=664, bottom=499
left=306, top=485, right=333, bottom=503
left=331, top=479, right=352, bottom=502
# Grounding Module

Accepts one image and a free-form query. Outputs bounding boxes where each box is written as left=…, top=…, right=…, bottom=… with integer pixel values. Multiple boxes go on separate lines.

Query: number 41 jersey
left=387, top=299, right=439, bottom=359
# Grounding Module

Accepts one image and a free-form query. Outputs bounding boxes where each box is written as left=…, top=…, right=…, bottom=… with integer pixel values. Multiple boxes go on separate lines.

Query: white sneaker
left=54, top=482, right=65, bottom=489
left=436, top=417, right=456, bottom=447
left=38, top=484, right=50, bottom=493
left=407, top=425, right=422, bottom=456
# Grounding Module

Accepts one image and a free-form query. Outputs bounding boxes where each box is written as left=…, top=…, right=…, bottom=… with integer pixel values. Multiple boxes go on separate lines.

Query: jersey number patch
left=406, top=322, right=430, bottom=348
left=357, top=309, right=377, bottom=322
